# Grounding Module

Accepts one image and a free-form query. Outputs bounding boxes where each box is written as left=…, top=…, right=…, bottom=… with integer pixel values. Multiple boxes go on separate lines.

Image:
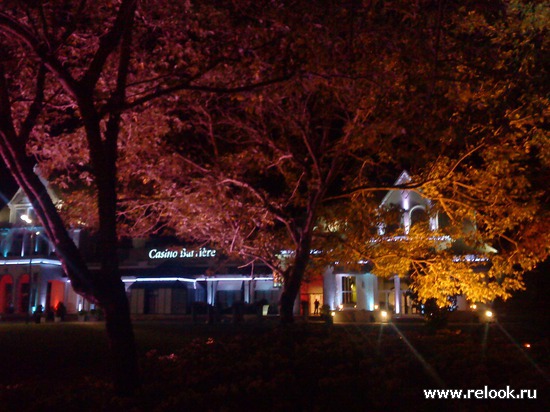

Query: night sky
left=0, top=158, right=17, bottom=209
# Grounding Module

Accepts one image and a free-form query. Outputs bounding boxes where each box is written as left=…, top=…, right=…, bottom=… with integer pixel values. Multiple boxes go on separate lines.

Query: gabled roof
left=8, top=189, right=33, bottom=207
left=379, top=170, right=431, bottom=211
left=394, top=170, right=412, bottom=186
left=379, top=170, right=413, bottom=207
left=8, top=177, right=60, bottom=209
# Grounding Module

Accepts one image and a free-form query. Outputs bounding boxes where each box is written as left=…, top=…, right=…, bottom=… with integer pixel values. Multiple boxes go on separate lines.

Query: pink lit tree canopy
left=0, top=0, right=297, bottom=391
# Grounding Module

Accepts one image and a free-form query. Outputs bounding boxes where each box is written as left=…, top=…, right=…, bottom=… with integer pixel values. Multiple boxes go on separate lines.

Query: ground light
left=483, top=310, right=495, bottom=322
left=371, top=309, right=390, bottom=323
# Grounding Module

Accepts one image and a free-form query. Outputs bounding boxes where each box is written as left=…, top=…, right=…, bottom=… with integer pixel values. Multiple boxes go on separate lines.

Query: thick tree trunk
left=94, top=158, right=140, bottom=394
left=279, top=237, right=312, bottom=324
left=100, top=279, right=140, bottom=395
left=279, top=267, right=301, bottom=323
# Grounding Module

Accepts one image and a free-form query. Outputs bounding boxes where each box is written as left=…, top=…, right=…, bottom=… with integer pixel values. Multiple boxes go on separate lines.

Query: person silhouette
left=314, top=299, right=320, bottom=315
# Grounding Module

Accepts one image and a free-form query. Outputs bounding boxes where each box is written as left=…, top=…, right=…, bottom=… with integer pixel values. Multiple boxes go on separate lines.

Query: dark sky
left=0, top=159, right=18, bottom=209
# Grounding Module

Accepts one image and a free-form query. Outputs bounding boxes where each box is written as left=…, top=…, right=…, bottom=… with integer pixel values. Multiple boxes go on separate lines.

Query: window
left=342, top=276, right=356, bottom=304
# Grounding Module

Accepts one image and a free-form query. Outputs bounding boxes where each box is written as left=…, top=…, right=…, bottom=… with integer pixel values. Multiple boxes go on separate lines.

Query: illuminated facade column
left=430, top=212, right=439, bottom=231
left=363, top=274, right=377, bottom=311
left=402, top=191, right=410, bottom=234
left=323, top=266, right=336, bottom=310
left=353, top=273, right=377, bottom=311
left=207, top=280, right=218, bottom=305
left=243, top=280, right=251, bottom=304
left=394, top=275, right=401, bottom=314
left=356, top=274, right=379, bottom=311
left=21, top=232, right=28, bottom=257
left=333, top=274, right=343, bottom=309
left=372, top=274, right=379, bottom=310
left=355, top=273, right=378, bottom=311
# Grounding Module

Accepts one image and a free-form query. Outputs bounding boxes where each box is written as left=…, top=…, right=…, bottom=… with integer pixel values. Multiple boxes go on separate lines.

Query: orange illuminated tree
left=147, top=0, right=548, bottom=320
left=333, top=0, right=549, bottom=307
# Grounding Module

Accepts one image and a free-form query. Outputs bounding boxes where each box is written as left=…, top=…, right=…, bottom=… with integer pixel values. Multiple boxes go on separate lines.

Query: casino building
left=0, top=179, right=281, bottom=317
left=0, top=171, right=480, bottom=319
left=300, top=170, right=447, bottom=317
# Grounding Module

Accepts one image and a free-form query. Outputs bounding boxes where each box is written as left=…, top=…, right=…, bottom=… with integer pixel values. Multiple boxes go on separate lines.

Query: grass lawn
left=0, top=320, right=277, bottom=385
left=0, top=319, right=548, bottom=411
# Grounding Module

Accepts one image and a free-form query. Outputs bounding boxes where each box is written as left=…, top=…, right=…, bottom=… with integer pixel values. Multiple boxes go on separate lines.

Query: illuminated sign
left=148, top=247, right=217, bottom=260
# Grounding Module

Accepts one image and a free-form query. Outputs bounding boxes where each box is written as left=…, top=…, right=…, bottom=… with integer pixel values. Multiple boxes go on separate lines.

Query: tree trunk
left=100, top=279, right=140, bottom=395
left=279, top=237, right=312, bottom=324
left=82, top=99, right=141, bottom=393
left=95, top=167, right=140, bottom=395
left=279, top=267, right=301, bottom=323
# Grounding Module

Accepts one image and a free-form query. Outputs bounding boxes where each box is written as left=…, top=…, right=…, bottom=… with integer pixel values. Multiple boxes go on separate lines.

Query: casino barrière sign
left=148, top=247, right=217, bottom=259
